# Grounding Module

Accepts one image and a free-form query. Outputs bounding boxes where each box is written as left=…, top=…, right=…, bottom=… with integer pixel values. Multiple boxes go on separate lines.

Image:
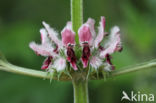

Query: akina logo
left=121, top=91, right=154, bottom=102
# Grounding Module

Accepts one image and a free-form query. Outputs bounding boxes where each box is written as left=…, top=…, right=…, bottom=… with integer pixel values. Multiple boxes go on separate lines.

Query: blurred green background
left=0, top=0, right=156, bottom=103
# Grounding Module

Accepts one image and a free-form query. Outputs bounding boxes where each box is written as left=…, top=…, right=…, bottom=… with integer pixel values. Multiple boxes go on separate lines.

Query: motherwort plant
left=0, top=0, right=156, bottom=103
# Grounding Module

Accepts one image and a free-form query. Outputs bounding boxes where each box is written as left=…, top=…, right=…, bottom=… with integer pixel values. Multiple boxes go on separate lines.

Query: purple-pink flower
left=29, top=16, right=122, bottom=72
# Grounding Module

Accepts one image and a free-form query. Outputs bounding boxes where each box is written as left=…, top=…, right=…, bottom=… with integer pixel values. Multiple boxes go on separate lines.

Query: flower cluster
left=29, top=16, right=122, bottom=73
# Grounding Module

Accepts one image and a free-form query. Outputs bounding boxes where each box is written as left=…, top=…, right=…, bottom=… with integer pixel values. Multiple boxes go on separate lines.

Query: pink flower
left=61, top=22, right=78, bottom=70
left=78, top=16, right=122, bottom=71
left=29, top=21, right=77, bottom=71
left=29, top=16, right=122, bottom=72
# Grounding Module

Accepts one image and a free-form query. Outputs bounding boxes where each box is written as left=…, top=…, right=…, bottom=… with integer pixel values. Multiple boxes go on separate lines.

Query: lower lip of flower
left=82, top=43, right=90, bottom=68
left=41, top=56, right=53, bottom=70
left=67, top=46, right=77, bottom=70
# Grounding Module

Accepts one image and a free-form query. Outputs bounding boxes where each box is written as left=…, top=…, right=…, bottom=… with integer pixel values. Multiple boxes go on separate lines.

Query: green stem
left=0, top=60, right=70, bottom=81
left=72, top=79, right=89, bottom=103
left=71, top=0, right=83, bottom=44
left=112, top=60, right=156, bottom=77
left=1, top=59, right=156, bottom=80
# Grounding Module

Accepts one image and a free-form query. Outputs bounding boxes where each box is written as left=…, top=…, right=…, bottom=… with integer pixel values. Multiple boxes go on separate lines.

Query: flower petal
left=40, top=28, right=49, bottom=44
left=61, top=22, right=75, bottom=47
left=70, top=62, right=78, bottom=71
left=29, top=42, right=57, bottom=57
left=81, top=43, right=90, bottom=68
left=103, top=54, right=115, bottom=71
left=94, top=16, right=106, bottom=48
left=67, top=46, right=78, bottom=70
left=100, top=26, right=122, bottom=58
left=41, top=56, right=53, bottom=70
left=53, top=58, right=66, bottom=72
left=90, top=56, right=102, bottom=69
left=86, top=18, right=96, bottom=38
left=42, top=21, right=62, bottom=48
left=78, top=24, right=93, bottom=46
left=105, top=54, right=115, bottom=70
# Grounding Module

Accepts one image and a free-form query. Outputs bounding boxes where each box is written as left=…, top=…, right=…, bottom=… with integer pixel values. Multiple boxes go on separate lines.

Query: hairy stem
left=71, top=0, right=83, bottom=44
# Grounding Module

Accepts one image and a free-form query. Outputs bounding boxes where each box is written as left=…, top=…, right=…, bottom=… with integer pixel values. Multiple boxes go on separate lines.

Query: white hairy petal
left=86, top=18, right=96, bottom=38
left=29, top=42, right=57, bottom=57
left=53, top=58, right=66, bottom=72
left=40, top=28, right=49, bottom=44
left=100, top=26, right=121, bottom=58
left=42, top=21, right=62, bottom=48
left=90, top=56, right=102, bottom=69
left=94, top=16, right=106, bottom=48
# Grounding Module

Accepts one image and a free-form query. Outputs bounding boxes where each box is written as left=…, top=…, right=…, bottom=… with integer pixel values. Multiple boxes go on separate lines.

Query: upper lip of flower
left=29, top=16, right=122, bottom=71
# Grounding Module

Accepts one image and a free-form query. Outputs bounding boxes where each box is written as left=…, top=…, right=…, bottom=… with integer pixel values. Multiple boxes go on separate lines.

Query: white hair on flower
left=42, top=21, right=62, bottom=48
left=52, top=58, right=66, bottom=72
left=29, top=42, right=58, bottom=57
left=94, top=16, right=106, bottom=48
left=90, top=56, right=102, bottom=69
left=86, top=18, right=96, bottom=38
left=40, top=28, right=49, bottom=44
left=100, top=26, right=121, bottom=58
